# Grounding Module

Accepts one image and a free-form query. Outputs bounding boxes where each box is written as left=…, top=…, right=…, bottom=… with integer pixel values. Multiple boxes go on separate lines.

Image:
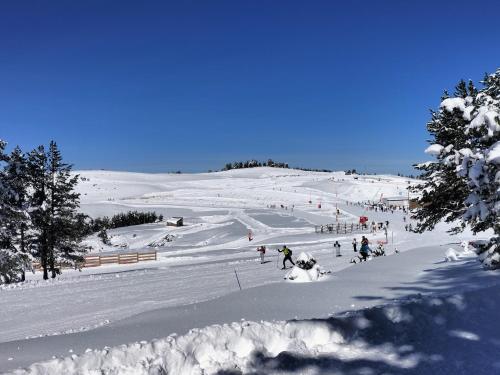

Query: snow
left=1, top=167, right=499, bottom=374
left=444, top=247, right=459, bottom=262
left=8, top=283, right=500, bottom=375
left=487, top=141, right=500, bottom=164
left=424, top=144, right=443, bottom=156
left=441, top=97, right=467, bottom=113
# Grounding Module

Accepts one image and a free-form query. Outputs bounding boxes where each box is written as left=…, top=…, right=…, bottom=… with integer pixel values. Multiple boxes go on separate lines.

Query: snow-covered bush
left=285, top=252, right=328, bottom=282
left=295, top=252, right=317, bottom=270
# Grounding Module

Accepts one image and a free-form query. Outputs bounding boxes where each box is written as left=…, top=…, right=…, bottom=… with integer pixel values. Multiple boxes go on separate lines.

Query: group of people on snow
left=257, top=245, right=295, bottom=269
left=256, top=236, right=387, bottom=269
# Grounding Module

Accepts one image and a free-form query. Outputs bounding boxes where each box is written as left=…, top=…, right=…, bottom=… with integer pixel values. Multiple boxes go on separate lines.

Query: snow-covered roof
left=166, top=217, right=183, bottom=224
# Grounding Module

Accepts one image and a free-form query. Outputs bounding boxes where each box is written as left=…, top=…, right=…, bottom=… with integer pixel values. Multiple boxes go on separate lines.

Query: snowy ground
left=1, top=168, right=498, bottom=374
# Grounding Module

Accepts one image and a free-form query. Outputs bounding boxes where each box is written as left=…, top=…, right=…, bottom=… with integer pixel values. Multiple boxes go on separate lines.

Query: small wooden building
left=167, top=217, right=183, bottom=227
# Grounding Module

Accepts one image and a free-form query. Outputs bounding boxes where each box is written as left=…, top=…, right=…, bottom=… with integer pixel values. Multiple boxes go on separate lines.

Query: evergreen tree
left=454, top=69, right=500, bottom=268
left=0, top=140, right=25, bottom=283
left=1, top=147, right=32, bottom=281
left=415, top=69, right=500, bottom=269
left=412, top=80, right=477, bottom=234
left=45, top=141, right=86, bottom=277
left=26, top=145, right=51, bottom=279
left=98, top=228, right=110, bottom=245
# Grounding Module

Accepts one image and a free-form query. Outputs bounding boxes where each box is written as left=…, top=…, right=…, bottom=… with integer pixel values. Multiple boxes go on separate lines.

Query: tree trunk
left=41, top=231, right=49, bottom=280
left=20, top=225, right=26, bottom=282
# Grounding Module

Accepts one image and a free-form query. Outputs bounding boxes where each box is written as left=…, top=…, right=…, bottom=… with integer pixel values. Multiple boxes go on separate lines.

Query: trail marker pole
left=234, top=269, right=242, bottom=291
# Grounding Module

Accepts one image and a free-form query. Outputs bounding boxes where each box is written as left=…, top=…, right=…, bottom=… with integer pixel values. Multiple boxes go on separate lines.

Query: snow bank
left=10, top=285, right=500, bottom=375
left=8, top=320, right=345, bottom=375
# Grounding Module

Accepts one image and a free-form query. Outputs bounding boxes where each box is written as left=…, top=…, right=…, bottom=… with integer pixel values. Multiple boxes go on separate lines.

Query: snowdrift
left=9, top=285, right=500, bottom=375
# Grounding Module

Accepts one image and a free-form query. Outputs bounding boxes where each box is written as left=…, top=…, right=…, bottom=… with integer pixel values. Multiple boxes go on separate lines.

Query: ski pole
left=234, top=269, right=242, bottom=291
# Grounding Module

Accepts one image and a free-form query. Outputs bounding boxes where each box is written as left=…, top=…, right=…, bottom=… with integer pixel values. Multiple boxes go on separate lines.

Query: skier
left=405, top=224, right=408, bottom=231
left=352, top=238, right=357, bottom=252
left=360, top=236, right=371, bottom=261
left=408, top=223, right=413, bottom=232
left=257, top=246, right=266, bottom=264
left=278, top=245, right=295, bottom=269
left=334, top=241, right=342, bottom=257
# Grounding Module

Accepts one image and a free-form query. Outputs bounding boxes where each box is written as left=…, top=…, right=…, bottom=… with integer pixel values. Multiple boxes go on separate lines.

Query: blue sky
left=1, top=0, right=499, bottom=174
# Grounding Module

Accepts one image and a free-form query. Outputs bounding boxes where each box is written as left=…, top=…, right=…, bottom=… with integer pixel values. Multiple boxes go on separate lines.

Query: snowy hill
left=1, top=167, right=498, bottom=374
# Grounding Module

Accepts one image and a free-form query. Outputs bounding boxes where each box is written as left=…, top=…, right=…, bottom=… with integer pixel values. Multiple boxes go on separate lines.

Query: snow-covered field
left=1, top=167, right=498, bottom=374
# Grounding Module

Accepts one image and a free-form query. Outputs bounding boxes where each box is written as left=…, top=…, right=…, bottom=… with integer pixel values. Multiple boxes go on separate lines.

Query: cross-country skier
left=279, top=245, right=295, bottom=269
left=257, top=246, right=266, bottom=263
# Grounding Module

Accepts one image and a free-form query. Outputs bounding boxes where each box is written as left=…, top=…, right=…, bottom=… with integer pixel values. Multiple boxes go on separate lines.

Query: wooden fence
left=32, top=251, right=157, bottom=270
left=315, top=223, right=368, bottom=234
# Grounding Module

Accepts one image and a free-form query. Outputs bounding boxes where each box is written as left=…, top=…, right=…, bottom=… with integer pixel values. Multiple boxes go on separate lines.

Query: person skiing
left=334, top=241, right=341, bottom=257
left=352, top=238, right=357, bottom=252
left=278, top=245, right=295, bottom=269
left=257, top=246, right=266, bottom=264
left=359, top=236, right=371, bottom=261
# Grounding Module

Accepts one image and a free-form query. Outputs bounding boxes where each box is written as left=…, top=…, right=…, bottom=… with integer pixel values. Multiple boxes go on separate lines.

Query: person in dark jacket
left=359, top=236, right=372, bottom=261
left=334, top=241, right=342, bottom=257
left=278, top=245, right=295, bottom=269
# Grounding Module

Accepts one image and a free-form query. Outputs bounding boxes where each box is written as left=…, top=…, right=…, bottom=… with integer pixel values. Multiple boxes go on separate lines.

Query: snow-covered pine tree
left=45, top=141, right=86, bottom=277
left=454, top=69, right=500, bottom=269
left=2, top=147, right=33, bottom=281
left=0, top=140, right=22, bottom=283
left=412, top=80, right=477, bottom=233
left=26, top=145, right=51, bottom=280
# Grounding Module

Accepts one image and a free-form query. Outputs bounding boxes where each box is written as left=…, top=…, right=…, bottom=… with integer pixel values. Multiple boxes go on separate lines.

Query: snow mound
left=444, top=247, right=459, bottom=262
left=284, top=252, right=328, bottom=282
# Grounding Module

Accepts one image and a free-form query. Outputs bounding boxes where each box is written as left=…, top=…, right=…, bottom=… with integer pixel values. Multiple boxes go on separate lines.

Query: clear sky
left=1, top=0, right=499, bottom=174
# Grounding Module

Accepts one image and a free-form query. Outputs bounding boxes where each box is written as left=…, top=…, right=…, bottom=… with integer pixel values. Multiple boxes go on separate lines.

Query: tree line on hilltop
left=222, top=159, right=332, bottom=173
